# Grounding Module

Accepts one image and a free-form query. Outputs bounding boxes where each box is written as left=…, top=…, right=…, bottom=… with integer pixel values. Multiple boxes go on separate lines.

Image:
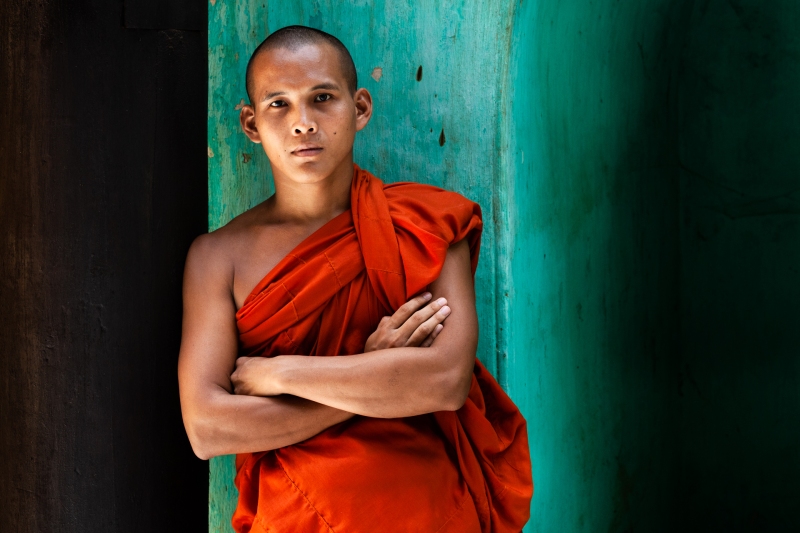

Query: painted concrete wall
left=677, top=1, right=800, bottom=529
left=505, top=2, right=684, bottom=531
left=207, top=1, right=516, bottom=530
left=207, top=0, right=800, bottom=531
left=208, top=0, right=685, bottom=530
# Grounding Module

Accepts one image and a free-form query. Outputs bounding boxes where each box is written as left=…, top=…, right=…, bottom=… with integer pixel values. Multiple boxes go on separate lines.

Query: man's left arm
left=231, top=239, right=478, bottom=418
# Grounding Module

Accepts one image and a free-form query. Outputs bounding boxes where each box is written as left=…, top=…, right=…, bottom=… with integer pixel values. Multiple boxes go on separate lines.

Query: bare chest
left=230, top=223, right=324, bottom=311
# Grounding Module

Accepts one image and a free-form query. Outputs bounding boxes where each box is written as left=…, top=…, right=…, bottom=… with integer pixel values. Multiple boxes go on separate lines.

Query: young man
left=178, top=26, right=532, bottom=533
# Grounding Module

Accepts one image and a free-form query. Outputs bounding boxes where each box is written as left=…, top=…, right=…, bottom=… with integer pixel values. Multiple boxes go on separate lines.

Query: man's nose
left=292, top=107, right=317, bottom=135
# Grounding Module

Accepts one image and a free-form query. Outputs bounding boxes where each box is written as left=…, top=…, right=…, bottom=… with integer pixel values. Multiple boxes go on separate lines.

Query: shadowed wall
left=506, top=1, right=686, bottom=530
left=678, top=1, right=800, bottom=530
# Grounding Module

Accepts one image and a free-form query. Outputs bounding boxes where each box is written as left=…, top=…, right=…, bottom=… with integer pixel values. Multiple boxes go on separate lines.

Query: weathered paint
left=209, top=1, right=800, bottom=532
left=677, top=1, right=800, bottom=529
left=208, top=1, right=514, bottom=530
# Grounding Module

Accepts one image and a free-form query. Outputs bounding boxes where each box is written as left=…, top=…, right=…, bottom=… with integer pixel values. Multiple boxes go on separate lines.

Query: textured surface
left=505, top=1, right=684, bottom=531
left=678, top=1, right=800, bottom=529
left=208, top=1, right=800, bottom=532
left=0, top=1, right=208, bottom=531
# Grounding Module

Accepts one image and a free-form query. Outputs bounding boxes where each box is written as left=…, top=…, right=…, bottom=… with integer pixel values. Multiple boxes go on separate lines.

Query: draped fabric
left=232, top=165, right=532, bottom=533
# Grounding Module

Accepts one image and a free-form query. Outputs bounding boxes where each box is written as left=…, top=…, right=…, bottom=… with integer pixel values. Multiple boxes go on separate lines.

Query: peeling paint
left=234, top=98, right=246, bottom=110
left=370, top=67, right=383, bottom=81
left=207, top=146, right=214, bottom=158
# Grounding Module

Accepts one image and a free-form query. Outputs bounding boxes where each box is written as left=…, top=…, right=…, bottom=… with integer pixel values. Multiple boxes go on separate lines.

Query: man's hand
left=231, top=356, right=283, bottom=397
left=364, top=292, right=451, bottom=352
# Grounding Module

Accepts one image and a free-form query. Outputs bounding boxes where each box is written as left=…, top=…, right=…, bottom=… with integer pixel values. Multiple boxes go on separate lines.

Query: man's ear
left=239, top=105, right=262, bottom=144
left=354, top=88, right=373, bottom=132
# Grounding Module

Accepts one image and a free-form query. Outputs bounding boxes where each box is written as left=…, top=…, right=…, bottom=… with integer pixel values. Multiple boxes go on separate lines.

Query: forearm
left=185, top=386, right=355, bottom=459
left=275, top=347, right=473, bottom=418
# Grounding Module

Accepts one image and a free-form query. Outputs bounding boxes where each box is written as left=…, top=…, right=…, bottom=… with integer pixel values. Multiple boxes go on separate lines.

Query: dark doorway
left=1, top=1, right=208, bottom=531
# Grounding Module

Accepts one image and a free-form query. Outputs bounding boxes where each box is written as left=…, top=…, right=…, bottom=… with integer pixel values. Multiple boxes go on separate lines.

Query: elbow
left=190, top=438, right=213, bottom=461
left=185, top=422, right=211, bottom=460
left=440, top=365, right=474, bottom=412
left=184, top=414, right=220, bottom=461
left=442, top=384, right=470, bottom=412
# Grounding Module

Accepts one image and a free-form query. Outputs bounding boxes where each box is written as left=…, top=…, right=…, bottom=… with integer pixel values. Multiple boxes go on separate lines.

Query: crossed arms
left=177, top=239, right=478, bottom=460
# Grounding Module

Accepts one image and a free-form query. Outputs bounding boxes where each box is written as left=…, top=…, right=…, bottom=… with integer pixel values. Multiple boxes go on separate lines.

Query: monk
left=178, top=25, right=532, bottom=533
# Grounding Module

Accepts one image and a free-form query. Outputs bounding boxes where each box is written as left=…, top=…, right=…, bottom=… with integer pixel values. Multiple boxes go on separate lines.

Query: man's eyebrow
left=310, top=82, right=340, bottom=91
left=263, top=91, right=286, bottom=101
left=262, top=83, right=341, bottom=101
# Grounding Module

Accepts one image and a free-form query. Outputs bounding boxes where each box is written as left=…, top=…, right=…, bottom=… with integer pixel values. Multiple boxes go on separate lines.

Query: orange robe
left=232, top=165, right=532, bottom=533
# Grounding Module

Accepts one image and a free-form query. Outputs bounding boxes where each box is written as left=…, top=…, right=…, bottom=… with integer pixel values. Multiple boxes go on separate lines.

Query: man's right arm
left=177, top=233, right=355, bottom=460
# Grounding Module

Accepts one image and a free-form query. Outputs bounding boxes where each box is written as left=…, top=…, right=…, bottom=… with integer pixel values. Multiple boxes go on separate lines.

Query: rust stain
left=210, top=0, right=217, bottom=5
left=242, top=153, right=251, bottom=163
left=439, top=128, right=446, bottom=146
left=416, top=65, right=423, bottom=81
left=234, top=98, right=246, bottom=110
left=371, top=67, right=383, bottom=82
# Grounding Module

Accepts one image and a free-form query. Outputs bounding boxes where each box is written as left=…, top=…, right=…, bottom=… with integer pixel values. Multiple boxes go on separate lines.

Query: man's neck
left=269, top=157, right=353, bottom=225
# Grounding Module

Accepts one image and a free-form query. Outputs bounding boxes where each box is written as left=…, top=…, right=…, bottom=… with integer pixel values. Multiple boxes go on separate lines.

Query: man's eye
left=269, top=100, right=286, bottom=107
left=315, top=94, right=332, bottom=102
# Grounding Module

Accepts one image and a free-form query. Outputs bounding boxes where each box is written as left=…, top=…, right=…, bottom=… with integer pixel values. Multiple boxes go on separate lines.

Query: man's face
left=241, top=43, right=371, bottom=184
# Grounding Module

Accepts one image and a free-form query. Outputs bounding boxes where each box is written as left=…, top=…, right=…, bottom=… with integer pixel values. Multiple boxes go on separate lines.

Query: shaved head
left=245, top=26, right=358, bottom=103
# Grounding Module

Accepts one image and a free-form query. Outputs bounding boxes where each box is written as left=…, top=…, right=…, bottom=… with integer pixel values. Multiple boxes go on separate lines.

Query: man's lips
left=291, top=145, right=323, bottom=157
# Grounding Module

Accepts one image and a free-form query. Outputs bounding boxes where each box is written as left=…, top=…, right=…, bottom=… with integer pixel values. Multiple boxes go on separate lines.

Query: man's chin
left=280, top=158, right=349, bottom=185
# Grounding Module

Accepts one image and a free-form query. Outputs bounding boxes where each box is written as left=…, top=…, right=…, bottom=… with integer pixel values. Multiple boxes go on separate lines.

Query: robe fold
left=232, top=165, right=532, bottom=533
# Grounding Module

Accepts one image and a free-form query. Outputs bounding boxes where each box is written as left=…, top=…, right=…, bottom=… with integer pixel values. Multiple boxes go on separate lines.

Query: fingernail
left=436, top=297, right=447, bottom=305
left=435, top=324, right=444, bottom=332
left=423, top=292, right=432, bottom=300
left=441, top=305, right=451, bottom=315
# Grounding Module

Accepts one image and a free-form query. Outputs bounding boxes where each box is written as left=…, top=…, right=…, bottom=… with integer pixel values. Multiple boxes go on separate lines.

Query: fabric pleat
left=232, top=165, right=532, bottom=533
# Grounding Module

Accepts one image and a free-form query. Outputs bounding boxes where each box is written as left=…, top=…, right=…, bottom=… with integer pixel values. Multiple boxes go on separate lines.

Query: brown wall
left=0, top=1, right=208, bottom=531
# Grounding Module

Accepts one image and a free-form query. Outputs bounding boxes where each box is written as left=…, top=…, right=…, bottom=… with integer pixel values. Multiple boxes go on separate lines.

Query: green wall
left=505, top=1, right=683, bottom=531
left=207, top=1, right=516, bottom=530
left=678, top=1, right=800, bottom=529
left=207, top=0, right=800, bottom=531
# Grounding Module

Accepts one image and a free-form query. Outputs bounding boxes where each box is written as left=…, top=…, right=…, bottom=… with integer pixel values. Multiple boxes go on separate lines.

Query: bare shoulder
left=184, top=204, right=266, bottom=292
left=184, top=229, right=232, bottom=290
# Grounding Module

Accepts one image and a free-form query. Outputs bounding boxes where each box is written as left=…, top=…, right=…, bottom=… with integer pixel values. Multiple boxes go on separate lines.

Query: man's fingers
left=388, top=292, right=433, bottom=328
left=420, top=324, right=444, bottom=348
left=397, top=297, right=447, bottom=338
left=405, top=306, right=450, bottom=347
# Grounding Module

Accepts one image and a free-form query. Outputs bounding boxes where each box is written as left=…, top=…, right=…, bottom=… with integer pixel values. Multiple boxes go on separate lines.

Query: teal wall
left=505, top=1, right=683, bottom=531
left=208, top=0, right=800, bottom=531
left=677, top=1, right=800, bottom=529
left=207, top=1, right=516, bottom=530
